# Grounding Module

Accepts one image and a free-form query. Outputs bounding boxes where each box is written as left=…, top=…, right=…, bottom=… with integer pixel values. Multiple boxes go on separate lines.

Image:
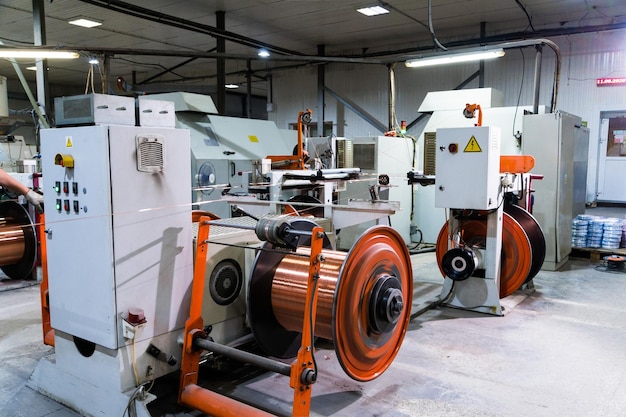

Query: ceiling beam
left=75, top=0, right=305, bottom=56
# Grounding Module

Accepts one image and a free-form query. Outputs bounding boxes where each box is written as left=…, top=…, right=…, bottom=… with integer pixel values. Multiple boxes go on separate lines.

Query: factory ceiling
left=1, top=0, right=626, bottom=98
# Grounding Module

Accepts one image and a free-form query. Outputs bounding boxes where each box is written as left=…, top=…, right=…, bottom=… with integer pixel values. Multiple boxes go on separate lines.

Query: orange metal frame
left=37, top=214, right=54, bottom=346
left=465, top=103, right=483, bottom=126
left=264, top=109, right=311, bottom=171
left=179, top=216, right=324, bottom=417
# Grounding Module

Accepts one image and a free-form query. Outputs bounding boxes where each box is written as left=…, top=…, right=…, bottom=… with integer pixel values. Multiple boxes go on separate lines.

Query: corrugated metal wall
left=268, top=28, right=626, bottom=204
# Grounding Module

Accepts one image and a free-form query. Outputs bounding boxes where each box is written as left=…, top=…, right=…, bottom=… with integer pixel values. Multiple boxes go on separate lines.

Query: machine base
left=28, top=356, right=154, bottom=417
left=439, top=278, right=535, bottom=316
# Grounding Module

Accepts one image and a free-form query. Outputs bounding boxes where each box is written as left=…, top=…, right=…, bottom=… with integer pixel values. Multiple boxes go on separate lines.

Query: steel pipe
left=180, top=384, right=275, bottom=417
left=193, top=337, right=291, bottom=377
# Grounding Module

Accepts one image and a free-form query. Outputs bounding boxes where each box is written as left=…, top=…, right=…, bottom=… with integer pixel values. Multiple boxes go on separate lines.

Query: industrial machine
left=140, top=92, right=297, bottom=219
left=30, top=117, right=194, bottom=416
left=412, top=88, right=549, bottom=244
left=30, top=94, right=414, bottom=417
left=179, top=216, right=413, bottom=416
left=431, top=125, right=545, bottom=315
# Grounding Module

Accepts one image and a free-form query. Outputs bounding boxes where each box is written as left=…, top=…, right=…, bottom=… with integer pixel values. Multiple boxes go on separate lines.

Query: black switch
left=54, top=181, right=61, bottom=194
left=62, top=181, right=69, bottom=194
left=72, top=182, right=78, bottom=195
left=73, top=200, right=79, bottom=213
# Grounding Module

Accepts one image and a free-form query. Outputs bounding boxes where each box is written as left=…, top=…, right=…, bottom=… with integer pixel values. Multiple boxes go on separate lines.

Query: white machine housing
left=435, top=126, right=501, bottom=210
left=31, top=123, right=193, bottom=416
left=198, top=217, right=260, bottom=345
left=336, top=135, right=414, bottom=249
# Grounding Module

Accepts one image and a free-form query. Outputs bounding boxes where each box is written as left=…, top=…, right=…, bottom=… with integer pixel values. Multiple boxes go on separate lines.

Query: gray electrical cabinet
left=522, top=111, right=586, bottom=271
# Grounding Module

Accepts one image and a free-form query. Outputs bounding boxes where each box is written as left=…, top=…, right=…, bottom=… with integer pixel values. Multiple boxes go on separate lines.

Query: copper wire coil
left=0, top=225, right=26, bottom=265
left=0, top=201, right=36, bottom=279
left=248, top=225, right=413, bottom=382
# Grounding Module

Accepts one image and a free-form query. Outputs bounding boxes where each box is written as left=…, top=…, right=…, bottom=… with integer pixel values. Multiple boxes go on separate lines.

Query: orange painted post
left=178, top=217, right=211, bottom=400
left=290, top=226, right=324, bottom=417
left=37, top=214, right=54, bottom=346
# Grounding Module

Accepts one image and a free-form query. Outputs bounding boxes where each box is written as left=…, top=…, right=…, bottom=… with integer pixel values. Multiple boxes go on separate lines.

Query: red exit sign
left=596, top=77, right=626, bottom=87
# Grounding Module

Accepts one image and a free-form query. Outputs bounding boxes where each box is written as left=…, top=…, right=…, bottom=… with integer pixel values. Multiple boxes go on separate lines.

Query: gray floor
left=1, top=206, right=625, bottom=417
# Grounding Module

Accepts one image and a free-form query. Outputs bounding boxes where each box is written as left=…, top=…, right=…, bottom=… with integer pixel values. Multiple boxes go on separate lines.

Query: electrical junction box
left=435, top=126, right=501, bottom=210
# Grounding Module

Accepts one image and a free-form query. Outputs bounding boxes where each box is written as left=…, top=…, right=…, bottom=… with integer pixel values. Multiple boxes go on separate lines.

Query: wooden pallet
left=570, top=246, right=626, bottom=262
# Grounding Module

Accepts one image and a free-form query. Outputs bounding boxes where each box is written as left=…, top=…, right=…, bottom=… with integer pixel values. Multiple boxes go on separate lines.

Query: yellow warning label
left=66, top=137, right=73, bottom=148
left=248, top=135, right=259, bottom=143
left=463, top=136, right=482, bottom=152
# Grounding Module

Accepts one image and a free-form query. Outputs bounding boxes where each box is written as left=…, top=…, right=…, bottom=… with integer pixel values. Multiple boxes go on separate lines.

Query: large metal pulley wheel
left=248, top=223, right=413, bottom=382
left=435, top=204, right=545, bottom=298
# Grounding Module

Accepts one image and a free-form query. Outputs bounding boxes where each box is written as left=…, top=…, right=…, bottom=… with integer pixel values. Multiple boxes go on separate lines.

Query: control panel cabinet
left=41, top=124, right=192, bottom=350
left=435, top=126, right=501, bottom=210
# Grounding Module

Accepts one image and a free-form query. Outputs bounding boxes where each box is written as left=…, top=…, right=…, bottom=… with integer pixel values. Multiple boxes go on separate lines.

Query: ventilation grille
left=136, top=134, right=165, bottom=173
left=336, top=139, right=353, bottom=168
left=353, top=143, right=376, bottom=171
left=424, top=132, right=437, bottom=176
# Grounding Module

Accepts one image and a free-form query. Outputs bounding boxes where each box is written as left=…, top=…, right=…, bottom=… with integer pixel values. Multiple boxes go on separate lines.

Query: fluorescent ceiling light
left=225, top=83, right=239, bottom=89
left=68, top=18, right=102, bottom=28
left=405, top=48, right=505, bottom=68
left=88, top=58, right=99, bottom=64
left=357, top=6, right=389, bottom=16
left=0, top=50, right=80, bottom=59
left=26, top=66, right=37, bottom=71
left=258, top=49, right=270, bottom=58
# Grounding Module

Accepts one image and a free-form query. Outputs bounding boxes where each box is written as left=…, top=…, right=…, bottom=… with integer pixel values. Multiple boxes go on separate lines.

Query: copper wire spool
left=248, top=225, right=413, bottom=382
left=435, top=204, right=545, bottom=298
left=0, top=201, right=37, bottom=279
left=504, top=204, right=545, bottom=282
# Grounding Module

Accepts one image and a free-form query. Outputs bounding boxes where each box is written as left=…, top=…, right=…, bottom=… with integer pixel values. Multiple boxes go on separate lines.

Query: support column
left=533, top=45, right=543, bottom=114
left=317, top=44, right=325, bottom=137
left=479, top=21, right=486, bottom=88
left=32, top=0, right=50, bottom=134
left=246, top=59, right=252, bottom=118
left=216, top=11, right=226, bottom=115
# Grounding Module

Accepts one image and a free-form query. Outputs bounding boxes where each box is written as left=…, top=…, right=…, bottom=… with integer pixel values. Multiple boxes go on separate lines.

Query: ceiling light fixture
left=258, top=49, right=270, bottom=58
left=88, top=57, right=99, bottom=64
left=357, top=6, right=389, bottom=16
left=68, top=18, right=102, bottom=28
left=0, top=49, right=80, bottom=59
left=225, top=83, right=239, bottom=89
left=26, top=66, right=37, bottom=71
left=405, top=48, right=505, bottom=68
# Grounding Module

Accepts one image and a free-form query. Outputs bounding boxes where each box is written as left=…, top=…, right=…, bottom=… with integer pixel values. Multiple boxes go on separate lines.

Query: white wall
left=267, top=29, right=626, bottom=204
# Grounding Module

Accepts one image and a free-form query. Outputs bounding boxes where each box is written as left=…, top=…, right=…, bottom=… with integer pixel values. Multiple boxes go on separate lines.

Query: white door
left=597, top=115, right=626, bottom=202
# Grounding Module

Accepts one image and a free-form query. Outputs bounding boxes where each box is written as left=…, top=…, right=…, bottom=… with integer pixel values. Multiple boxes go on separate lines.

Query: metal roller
left=435, top=205, right=544, bottom=298
left=248, top=224, right=413, bottom=382
left=0, top=201, right=37, bottom=280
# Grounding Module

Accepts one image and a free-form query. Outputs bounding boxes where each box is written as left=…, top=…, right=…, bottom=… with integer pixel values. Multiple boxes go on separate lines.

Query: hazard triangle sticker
left=463, top=136, right=482, bottom=152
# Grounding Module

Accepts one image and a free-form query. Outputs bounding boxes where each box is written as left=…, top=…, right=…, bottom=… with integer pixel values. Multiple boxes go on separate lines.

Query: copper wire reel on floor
left=248, top=222, right=413, bottom=382
left=435, top=204, right=545, bottom=298
left=0, top=201, right=37, bottom=280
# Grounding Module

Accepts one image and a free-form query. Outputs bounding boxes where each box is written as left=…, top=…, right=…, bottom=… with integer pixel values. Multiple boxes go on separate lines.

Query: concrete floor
left=2, top=241, right=626, bottom=417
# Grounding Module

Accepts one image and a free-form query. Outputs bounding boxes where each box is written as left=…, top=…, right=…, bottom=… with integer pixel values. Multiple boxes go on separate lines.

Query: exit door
left=597, top=113, right=626, bottom=203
